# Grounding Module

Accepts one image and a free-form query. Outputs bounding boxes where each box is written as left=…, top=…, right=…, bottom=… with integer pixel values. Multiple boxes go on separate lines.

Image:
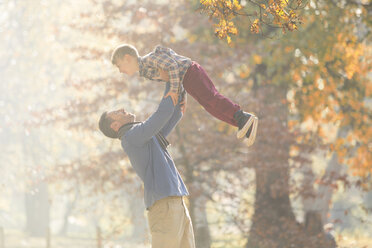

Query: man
left=98, top=84, right=195, bottom=248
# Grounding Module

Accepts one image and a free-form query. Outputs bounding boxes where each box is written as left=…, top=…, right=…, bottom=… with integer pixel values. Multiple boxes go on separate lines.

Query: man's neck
left=117, top=121, right=141, bottom=140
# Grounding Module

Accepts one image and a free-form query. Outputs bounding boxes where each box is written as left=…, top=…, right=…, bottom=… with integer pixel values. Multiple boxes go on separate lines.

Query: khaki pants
left=147, top=196, right=196, bottom=248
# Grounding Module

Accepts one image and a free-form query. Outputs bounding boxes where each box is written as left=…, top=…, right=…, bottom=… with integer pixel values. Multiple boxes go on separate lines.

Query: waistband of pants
left=183, top=61, right=199, bottom=82
left=147, top=196, right=186, bottom=211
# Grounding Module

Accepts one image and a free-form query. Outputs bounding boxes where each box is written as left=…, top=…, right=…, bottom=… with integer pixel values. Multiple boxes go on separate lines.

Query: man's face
left=115, top=55, right=138, bottom=76
left=107, top=108, right=136, bottom=131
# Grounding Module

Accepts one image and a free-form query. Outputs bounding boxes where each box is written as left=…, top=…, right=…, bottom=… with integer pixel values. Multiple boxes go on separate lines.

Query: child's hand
left=164, top=91, right=178, bottom=106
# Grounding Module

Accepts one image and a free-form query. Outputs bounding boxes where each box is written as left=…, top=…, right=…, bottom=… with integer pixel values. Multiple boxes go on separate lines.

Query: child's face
left=115, top=55, right=138, bottom=76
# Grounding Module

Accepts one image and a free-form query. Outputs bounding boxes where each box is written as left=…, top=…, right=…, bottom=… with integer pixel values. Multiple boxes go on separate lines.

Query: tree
left=0, top=0, right=69, bottom=237
left=198, top=0, right=371, bottom=247
left=29, top=0, right=371, bottom=247
left=199, top=0, right=305, bottom=43
left=199, top=0, right=371, bottom=184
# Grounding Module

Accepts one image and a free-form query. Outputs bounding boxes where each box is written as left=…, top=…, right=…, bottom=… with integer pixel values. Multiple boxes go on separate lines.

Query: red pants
left=182, top=62, right=240, bottom=127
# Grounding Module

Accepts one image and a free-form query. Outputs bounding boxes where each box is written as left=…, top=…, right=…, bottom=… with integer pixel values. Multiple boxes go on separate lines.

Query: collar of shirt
left=117, top=121, right=142, bottom=140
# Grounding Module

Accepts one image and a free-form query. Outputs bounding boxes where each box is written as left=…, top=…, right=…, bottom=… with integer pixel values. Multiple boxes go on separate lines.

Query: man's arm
left=143, top=46, right=180, bottom=105
left=125, top=88, right=176, bottom=146
left=160, top=104, right=182, bottom=138
left=160, top=86, right=186, bottom=138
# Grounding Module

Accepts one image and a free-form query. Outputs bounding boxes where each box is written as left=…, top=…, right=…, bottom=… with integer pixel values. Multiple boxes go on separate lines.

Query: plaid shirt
left=138, top=46, right=192, bottom=96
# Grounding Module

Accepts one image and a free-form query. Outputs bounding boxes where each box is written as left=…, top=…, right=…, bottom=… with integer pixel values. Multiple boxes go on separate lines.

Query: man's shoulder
left=123, top=123, right=158, bottom=144
left=121, top=123, right=142, bottom=143
left=124, top=122, right=142, bottom=134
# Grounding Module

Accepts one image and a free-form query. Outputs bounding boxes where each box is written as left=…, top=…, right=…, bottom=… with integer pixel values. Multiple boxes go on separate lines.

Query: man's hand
left=179, top=89, right=187, bottom=114
left=164, top=91, right=178, bottom=106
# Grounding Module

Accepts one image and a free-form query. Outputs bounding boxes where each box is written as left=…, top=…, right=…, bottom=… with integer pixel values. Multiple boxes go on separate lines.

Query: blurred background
left=0, top=0, right=371, bottom=247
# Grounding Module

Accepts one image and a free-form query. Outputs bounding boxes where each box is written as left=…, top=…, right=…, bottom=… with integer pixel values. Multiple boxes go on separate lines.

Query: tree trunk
left=59, top=183, right=80, bottom=236
left=96, top=225, right=102, bottom=248
left=302, top=127, right=348, bottom=224
left=0, top=227, right=4, bottom=248
left=304, top=211, right=336, bottom=248
left=300, top=128, right=348, bottom=248
left=176, top=126, right=212, bottom=248
left=247, top=165, right=307, bottom=248
left=246, top=84, right=337, bottom=248
left=25, top=181, right=50, bottom=237
left=23, top=132, right=50, bottom=237
left=247, top=85, right=307, bottom=248
left=194, top=195, right=212, bottom=248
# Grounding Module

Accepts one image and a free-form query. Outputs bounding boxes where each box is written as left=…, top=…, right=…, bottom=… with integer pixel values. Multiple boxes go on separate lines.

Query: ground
left=3, top=229, right=372, bottom=248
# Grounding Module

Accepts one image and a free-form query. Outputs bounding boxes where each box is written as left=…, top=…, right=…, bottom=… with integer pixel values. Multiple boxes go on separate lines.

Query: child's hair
left=98, top=112, right=118, bottom=139
left=111, top=44, right=139, bottom=65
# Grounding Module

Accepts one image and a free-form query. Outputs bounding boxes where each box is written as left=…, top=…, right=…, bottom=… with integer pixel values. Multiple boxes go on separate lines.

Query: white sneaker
left=236, top=114, right=255, bottom=139
left=246, top=117, right=258, bottom=147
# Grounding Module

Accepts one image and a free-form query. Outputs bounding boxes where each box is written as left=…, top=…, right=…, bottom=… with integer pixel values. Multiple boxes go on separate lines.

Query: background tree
left=2, top=0, right=370, bottom=247
left=198, top=0, right=371, bottom=247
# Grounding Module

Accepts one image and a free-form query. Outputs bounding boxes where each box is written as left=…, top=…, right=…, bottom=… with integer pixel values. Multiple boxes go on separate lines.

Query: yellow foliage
left=285, top=46, right=293, bottom=52
left=292, top=72, right=301, bottom=82
left=225, top=0, right=232, bottom=8
left=200, top=0, right=302, bottom=42
left=251, top=19, right=260, bottom=34
left=351, top=145, right=372, bottom=178
left=280, top=0, right=288, bottom=7
left=253, top=54, right=262, bottom=64
left=188, top=34, right=197, bottom=43
left=334, top=138, right=344, bottom=150
left=227, top=35, right=232, bottom=44
left=317, top=126, right=325, bottom=138
left=288, top=120, right=299, bottom=129
left=233, top=0, right=242, bottom=10
left=239, top=66, right=250, bottom=78
left=230, top=26, right=238, bottom=35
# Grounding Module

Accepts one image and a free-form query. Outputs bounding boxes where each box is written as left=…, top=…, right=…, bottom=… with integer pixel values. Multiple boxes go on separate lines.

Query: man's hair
left=98, top=112, right=118, bottom=139
left=111, top=44, right=139, bottom=65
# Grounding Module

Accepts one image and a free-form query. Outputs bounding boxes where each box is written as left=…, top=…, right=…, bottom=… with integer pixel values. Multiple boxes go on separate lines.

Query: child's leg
left=183, top=62, right=240, bottom=127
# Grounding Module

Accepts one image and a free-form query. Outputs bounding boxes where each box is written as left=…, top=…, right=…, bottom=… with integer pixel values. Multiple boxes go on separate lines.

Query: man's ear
left=110, top=121, right=120, bottom=132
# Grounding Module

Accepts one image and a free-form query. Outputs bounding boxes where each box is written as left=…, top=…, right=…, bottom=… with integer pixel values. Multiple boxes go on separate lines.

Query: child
left=111, top=44, right=258, bottom=144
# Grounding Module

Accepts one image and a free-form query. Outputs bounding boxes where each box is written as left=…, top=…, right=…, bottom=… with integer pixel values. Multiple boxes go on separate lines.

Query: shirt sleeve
left=160, top=105, right=182, bottom=138
left=125, top=91, right=175, bottom=146
left=143, top=46, right=180, bottom=95
left=158, top=83, right=183, bottom=138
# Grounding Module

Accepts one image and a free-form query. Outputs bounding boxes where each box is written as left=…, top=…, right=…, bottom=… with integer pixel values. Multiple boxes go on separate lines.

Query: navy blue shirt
left=120, top=93, right=189, bottom=209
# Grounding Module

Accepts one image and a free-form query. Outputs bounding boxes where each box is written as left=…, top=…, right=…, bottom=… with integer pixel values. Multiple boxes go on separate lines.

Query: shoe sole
left=246, top=117, right=258, bottom=147
left=236, top=114, right=255, bottom=139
